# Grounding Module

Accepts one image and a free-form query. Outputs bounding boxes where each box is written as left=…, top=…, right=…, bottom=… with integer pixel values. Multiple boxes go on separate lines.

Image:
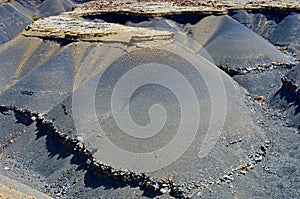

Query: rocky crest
left=23, top=16, right=175, bottom=45
left=74, top=0, right=300, bottom=16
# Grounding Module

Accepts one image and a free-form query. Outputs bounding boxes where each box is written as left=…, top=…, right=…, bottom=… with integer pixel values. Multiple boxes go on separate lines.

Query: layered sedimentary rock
left=23, top=15, right=175, bottom=44
left=74, top=0, right=300, bottom=16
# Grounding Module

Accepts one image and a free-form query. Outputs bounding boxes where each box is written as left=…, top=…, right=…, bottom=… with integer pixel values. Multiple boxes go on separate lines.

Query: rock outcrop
left=74, top=0, right=300, bottom=16
left=23, top=15, right=175, bottom=45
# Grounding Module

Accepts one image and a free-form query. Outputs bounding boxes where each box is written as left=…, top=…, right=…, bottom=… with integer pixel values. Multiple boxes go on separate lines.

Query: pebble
left=197, top=191, right=203, bottom=197
left=255, top=156, right=263, bottom=162
left=55, top=192, right=61, bottom=197
left=76, top=142, right=84, bottom=149
left=160, top=187, right=170, bottom=194
left=3, top=166, right=10, bottom=171
left=222, top=174, right=234, bottom=183
left=239, top=170, right=247, bottom=175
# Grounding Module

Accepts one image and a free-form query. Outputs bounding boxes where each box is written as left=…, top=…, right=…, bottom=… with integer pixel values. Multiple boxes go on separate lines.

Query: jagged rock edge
left=218, top=61, right=297, bottom=76
left=0, top=105, right=274, bottom=198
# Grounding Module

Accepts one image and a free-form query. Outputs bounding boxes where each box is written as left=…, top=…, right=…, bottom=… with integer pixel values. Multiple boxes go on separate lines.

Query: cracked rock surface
left=74, top=0, right=300, bottom=16
left=23, top=15, right=175, bottom=44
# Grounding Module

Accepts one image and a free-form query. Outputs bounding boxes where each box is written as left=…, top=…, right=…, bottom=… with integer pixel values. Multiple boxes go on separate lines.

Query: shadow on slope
left=271, top=64, right=300, bottom=130
left=0, top=107, right=157, bottom=198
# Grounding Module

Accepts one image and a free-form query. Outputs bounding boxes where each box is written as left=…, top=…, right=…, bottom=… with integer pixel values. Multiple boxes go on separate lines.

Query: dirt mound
left=0, top=1, right=299, bottom=198
left=186, top=15, right=292, bottom=75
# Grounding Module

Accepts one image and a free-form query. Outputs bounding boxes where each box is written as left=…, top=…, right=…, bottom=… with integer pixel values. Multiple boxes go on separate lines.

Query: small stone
left=56, top=192, right=61, bottom=197
left=76, top=142, right=84, bottom=149
left=260, top=146, right=266, bottom=152
left=240, top=170, right=247, bottom=175
left=197, top=192, right=203, bottom=197
left=254, top=95, right=264, bottom=101
left=4, top=166, right=10, bottom=171
left=160, top=187, right=170, bottom=194
left=167, top=173, right=174, bottom=182
left=241, top=166, right=249, bottom=172
left=223, top=175, right=233, bottom=182
left=255, top=156, right=263, bottom=162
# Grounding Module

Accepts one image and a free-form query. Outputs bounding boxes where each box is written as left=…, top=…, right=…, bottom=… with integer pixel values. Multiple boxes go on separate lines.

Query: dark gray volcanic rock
left=0, top=3, right=31, bottom=45
left=231, top=10, right=273, bottom=38
left=185, top=15, right=291, bottom=75
left=38, top=0, right=74, bottom=17
left=12, top=0, right=75, bottom=17
left=0, top=36, right=61, bottom=94
left=232, top=68, right=291, bottom=98
left=231, top=11, right=300, bottom=59
left=0, top=41, right=93, bottom=112
left=270, top=64, right=300, bottom=130
left=270, top=14, right=300, bottom=58
left=0, top=2, right=299, bottom=199
left=230, top=10, right=289, bottom=41
left=52, top=43, right=265, bottom=181
left=125, top=17, right=179, bottom=31
left=0, top=33, right=269, bottom=198
left=0, top=107, right=153, bottom=199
